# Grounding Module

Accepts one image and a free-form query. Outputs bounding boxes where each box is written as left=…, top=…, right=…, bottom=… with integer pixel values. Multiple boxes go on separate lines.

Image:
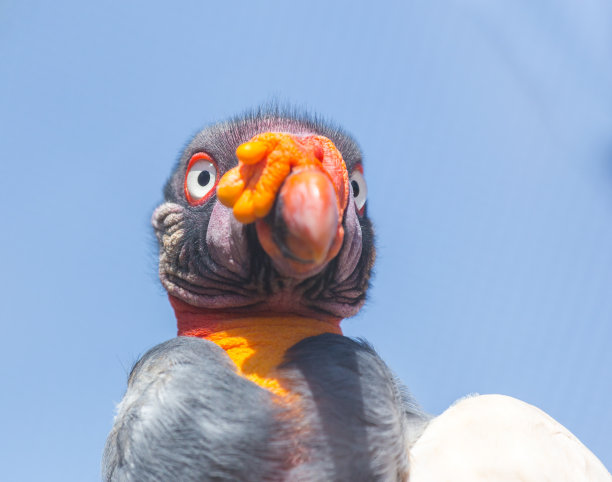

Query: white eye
left=185, top=157, right=218, bottom=204
left=350, top=169, right=367, bottom=211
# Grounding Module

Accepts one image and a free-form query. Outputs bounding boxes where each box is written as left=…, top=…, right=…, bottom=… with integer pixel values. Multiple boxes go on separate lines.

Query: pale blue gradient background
left=1, top=1, right=611, bottom=479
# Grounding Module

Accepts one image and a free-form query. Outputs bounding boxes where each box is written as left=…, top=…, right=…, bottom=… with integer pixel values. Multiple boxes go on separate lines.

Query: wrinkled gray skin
left=103, top=108, right=430, bottom=481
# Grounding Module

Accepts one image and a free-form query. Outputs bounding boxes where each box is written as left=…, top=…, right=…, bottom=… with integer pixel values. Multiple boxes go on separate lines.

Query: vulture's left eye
left=184, top=153, right=219, bottom=205
left=350, top=166, right=367, bottom=213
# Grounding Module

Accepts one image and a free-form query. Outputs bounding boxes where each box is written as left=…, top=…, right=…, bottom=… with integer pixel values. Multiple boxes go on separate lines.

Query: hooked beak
left=217, top=132, right=348, bottom=278
left=256, top=167, right=344, bottom=277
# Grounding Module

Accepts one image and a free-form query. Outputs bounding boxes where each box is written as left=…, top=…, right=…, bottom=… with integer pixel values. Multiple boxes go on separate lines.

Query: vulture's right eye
left=349, top=165, right=367, bottom=214
left=184, top=153, right=219, bottom=205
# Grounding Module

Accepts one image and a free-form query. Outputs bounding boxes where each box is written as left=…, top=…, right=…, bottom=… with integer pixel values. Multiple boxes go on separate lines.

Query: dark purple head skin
left=152, top=107, right=375, bottom=320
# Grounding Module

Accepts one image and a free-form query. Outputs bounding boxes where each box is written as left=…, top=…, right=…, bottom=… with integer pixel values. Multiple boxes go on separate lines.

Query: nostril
left=312, top=144, right=324, bottom=161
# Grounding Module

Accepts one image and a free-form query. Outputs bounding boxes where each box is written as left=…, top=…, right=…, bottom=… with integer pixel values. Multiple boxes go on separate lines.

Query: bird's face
left=153, top=111, right=374, bottom=321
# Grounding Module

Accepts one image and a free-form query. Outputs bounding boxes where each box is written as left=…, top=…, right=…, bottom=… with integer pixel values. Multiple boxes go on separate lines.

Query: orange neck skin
left=170, top=296, right=343, bottom=395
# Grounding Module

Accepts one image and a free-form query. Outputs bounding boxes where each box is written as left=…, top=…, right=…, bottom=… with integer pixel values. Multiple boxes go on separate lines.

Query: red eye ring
left=184, top=152, right=219, bottom=206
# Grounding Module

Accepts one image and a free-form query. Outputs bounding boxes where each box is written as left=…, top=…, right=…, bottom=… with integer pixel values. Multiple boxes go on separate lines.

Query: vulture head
left=152, top=109, right=375, bottom=331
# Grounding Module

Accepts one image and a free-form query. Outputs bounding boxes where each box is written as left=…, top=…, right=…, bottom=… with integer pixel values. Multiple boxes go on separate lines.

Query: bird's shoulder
left=276, top=333, right=429, bottom=481
left=103, top=336, right=287, bottom=481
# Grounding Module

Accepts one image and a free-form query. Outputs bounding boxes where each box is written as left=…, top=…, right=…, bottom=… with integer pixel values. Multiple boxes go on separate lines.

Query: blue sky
left=1, top=1, right=611, bottom=479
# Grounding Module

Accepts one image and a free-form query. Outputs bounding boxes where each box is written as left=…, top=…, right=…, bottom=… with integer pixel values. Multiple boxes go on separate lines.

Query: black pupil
left=351, top=180, right=360, bottom=197
left=197, top=170, right=211, bottom=186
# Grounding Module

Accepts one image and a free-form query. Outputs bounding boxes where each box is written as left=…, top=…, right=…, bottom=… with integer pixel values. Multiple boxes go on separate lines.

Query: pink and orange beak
left=217, top=132, right=349, bottom=278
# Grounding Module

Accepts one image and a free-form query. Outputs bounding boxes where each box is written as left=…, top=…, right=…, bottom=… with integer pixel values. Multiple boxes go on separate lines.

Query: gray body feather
left=103, top=337, right=287, bottom=481
left=103, top=335, right=429, bottom=481
left=278, top=334, right=428, bottom=481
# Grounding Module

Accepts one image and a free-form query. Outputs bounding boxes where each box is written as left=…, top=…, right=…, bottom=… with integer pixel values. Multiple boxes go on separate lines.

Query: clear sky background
left=1, top=1, right=611, bottom=480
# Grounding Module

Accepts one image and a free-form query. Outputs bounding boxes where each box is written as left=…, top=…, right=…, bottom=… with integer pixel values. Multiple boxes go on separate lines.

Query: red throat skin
left=170, top=295, right=343, bottom=395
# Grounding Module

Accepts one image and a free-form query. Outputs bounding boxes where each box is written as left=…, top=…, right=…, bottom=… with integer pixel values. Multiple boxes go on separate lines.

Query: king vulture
left=103, top=108, right=611, bottom=481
